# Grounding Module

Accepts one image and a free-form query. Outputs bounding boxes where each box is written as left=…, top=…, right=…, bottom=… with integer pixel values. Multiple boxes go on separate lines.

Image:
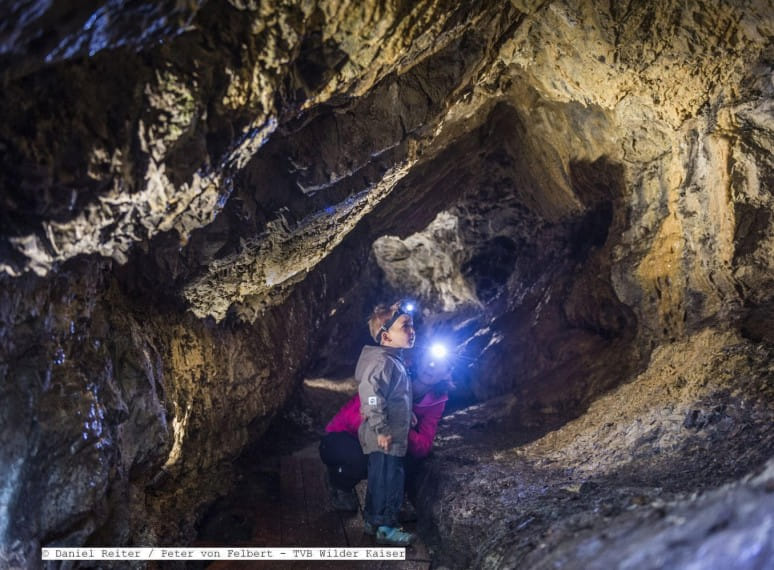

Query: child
left=357, top=302, right=416, bottom=546
left=320, top=353, right=452, bottom=508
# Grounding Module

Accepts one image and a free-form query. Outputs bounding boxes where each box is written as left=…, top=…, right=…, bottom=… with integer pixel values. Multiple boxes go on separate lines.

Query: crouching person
left=319, top=357, right=451, bottom=510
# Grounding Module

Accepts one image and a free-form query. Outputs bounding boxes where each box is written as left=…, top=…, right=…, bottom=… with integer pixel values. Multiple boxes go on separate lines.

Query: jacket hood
left=360, top=344, right=403, bottom=359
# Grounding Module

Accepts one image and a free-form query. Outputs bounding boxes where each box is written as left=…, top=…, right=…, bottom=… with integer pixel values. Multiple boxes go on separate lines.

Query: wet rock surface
left=0, top=235, right=375, bottom=567
left=416, top=329, right=774, bottom=569
left=0, top=1, right=773, bottom=569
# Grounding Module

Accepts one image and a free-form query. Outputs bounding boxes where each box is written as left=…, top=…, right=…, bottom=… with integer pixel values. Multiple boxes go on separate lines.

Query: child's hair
left=367, top=302, right=400, bottom=344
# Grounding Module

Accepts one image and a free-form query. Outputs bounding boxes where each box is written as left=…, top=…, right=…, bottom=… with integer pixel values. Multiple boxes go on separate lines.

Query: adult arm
left=325, top=394, right=361, bottom=434
left=408, top=400, right=446, bottom=458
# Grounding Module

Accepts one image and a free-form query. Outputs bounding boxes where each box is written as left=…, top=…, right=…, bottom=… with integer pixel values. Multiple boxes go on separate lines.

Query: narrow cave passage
left=1, top=2, right=774, bottom=570
left=194, top=377, right=435, bottom=569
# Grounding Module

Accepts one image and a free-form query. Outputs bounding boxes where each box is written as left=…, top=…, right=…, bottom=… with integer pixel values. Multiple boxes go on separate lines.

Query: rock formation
left=0, top=1, right=772, bottom=568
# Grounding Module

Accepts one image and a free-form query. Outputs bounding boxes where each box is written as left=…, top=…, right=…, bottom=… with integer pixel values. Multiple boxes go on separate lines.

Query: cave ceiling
left=3, top=1, right=770, bottom=311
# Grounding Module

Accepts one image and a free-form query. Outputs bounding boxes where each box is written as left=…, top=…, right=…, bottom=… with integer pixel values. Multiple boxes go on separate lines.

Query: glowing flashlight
left=430, top=342, right=449, bottom=359
left=404, top=302, right=415, bottom=312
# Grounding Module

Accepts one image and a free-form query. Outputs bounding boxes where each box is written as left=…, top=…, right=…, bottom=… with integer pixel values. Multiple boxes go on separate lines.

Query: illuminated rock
left=0, top=1, right=772, bottom=568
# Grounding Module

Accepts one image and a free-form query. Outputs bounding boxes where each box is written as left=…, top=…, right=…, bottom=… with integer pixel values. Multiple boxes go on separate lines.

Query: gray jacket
left=356, top=345, right=412, bottom=456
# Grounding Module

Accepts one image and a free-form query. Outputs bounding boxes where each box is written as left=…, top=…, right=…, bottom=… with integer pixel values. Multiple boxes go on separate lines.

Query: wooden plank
left=289, top=457, right=349, bottom=570
left=340, top=481, right=372, bottom=548
left=202, top=444, right=431, bottom=570
left=251, top=496, right=282, bottom=547
left=299, top=458, right=348, bottom=545
left=354, top=480, right=368, bottom=513
left=280, top=456, right=308, bottom=547
left=281, top=455, right=351, bottom=570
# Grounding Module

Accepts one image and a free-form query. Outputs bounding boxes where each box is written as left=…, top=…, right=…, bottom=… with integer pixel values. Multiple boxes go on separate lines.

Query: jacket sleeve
left=408, top=400, right=446, bottom=458
left=358, top=357, right=394, bottom=436
left=325, top=394, right=361, bottom=435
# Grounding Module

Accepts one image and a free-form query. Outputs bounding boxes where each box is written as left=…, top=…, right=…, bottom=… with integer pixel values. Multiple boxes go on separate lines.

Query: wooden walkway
left=201, top=445, right=432, bottom=569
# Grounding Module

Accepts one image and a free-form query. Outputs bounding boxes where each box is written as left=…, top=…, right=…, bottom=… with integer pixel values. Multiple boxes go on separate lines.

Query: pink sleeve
left=407, top=400, right=446, bottom=458
left=325, top=394, right=362, bottom=435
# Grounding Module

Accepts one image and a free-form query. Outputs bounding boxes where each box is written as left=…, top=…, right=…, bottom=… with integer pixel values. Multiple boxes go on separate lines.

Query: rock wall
left=1, top=1, right=510, bottom=565
left=369, top=0, right=774, bottom=411
left=0, top=0, right=773, bottom=568
left=415, top=329, right=774, bottom=569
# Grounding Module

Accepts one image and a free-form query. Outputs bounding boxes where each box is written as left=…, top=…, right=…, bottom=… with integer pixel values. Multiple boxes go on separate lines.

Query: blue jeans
left=364, top=452, right=405, bottom=527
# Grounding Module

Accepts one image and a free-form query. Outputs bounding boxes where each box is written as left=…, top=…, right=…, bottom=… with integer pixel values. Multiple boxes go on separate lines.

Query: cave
left=1, top=1, right=773, bottom=569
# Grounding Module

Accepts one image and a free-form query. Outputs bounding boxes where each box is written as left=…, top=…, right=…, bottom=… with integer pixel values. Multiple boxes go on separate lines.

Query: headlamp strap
left=377, top=306, right=406, bottom=342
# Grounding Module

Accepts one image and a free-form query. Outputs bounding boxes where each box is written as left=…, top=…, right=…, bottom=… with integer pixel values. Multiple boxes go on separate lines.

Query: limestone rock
left=0, top=0, right=773, bottom=568
left=416, top=330, right=774, bottom=569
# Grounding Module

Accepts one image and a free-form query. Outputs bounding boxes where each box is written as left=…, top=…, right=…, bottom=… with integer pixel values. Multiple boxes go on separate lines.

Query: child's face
left=382, top=314, right=415, bottom=349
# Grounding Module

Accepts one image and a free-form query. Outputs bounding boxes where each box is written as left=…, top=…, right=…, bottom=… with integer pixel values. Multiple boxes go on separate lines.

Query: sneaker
left=330, top=488, right=359, bottom=512
left=363, top=521, right=377, bottom=535
left=375, top=526, right=416, bottom=546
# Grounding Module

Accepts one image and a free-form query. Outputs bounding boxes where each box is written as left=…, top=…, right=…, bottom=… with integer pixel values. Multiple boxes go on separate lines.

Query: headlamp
left=419, top=340, right=454, bottom=385
left=430, top=342, right=449, bottom=359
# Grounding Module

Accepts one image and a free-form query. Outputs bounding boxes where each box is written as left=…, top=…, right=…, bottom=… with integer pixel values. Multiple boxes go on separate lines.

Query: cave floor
left=194, top=379, right=432, bottom=569
left=195, top=330, right=774, bottom=569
